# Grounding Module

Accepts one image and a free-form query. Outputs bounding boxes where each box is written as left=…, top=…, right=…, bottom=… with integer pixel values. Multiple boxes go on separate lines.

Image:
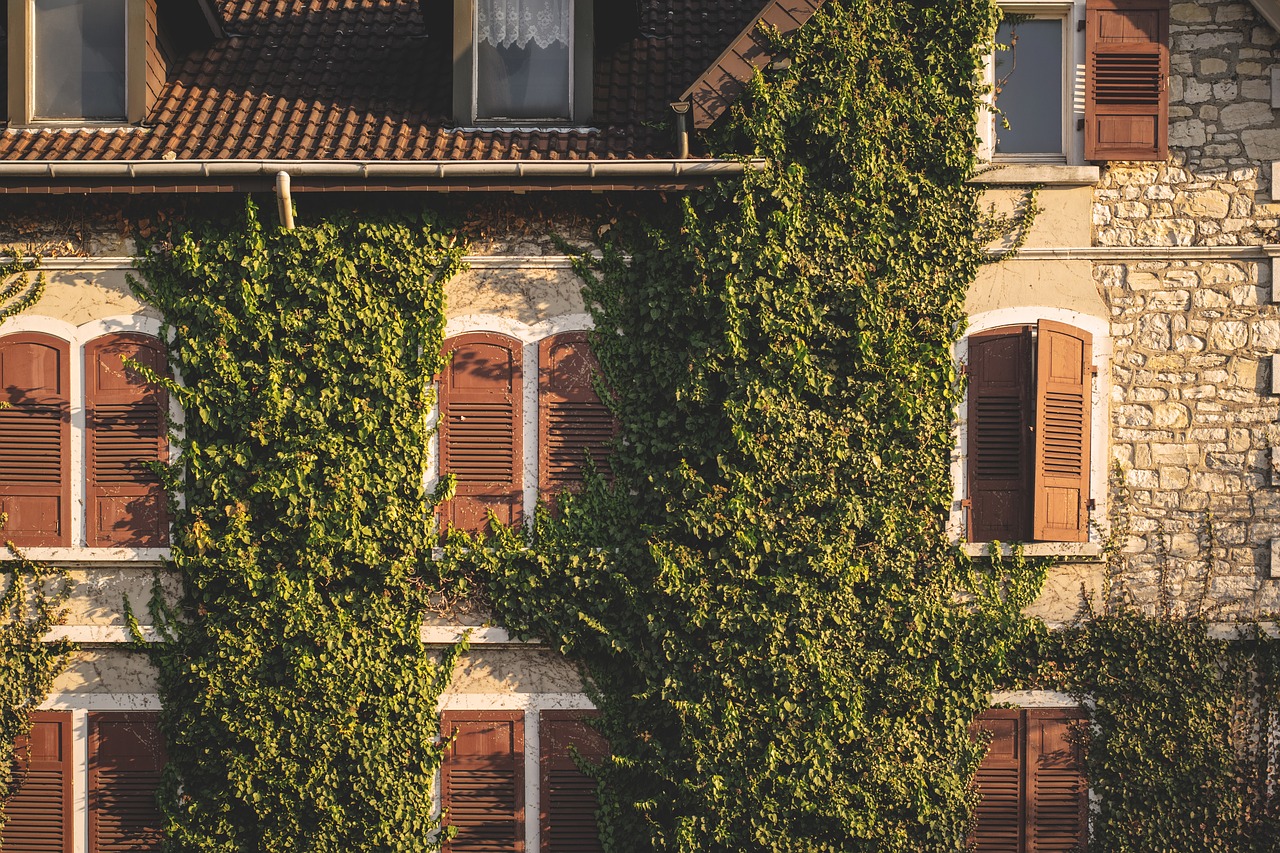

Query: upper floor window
left=32, top=0, right=127, bottom=121
left=986, top=0, right=1169, bottom=165
left=475, top=0, right=571, bottom=121
left=453, top=0, right=593, bottom=125
left=0, top=331, right=168, bottom=549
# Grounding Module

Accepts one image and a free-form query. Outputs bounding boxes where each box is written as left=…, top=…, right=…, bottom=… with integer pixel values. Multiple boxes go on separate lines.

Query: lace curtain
left=476, top=0, right=571, bottom=50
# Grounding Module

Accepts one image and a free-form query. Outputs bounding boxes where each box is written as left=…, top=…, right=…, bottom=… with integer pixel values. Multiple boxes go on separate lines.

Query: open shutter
left=440, top=334, right=523, bottom=534
left=1085, top=0, right=1169, bottom=161
left=1033, top=322, right=1092, bottom=543
left=0, top=334, right=70, bottom=547
left=970, top=709, right=1023, bottom=853
left=1026, top=710, right=1087, bottom=853
left=967, top=328, right=1032, bottom=542
left=441, top=711, right=524, bottom=853
left=88, top=712, right=166, bottom=853
left=539, top=711, right=607, bottom=853
left=85, top=334, right=169, bottom=547
left=2, top=711, right=73, bottom=853
left=538, top=334, right=615, bottom=497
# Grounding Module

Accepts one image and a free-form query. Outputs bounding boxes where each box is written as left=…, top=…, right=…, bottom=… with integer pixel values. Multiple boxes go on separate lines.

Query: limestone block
left=1212, top=81, right=1239, bottom=101
left=1272, top=354, right=1280, bottom=393
left=1173, top=189, right=1231, bottom=217
left=1221, top=101, right=1273, bottom=131
left=1245, top=133, right=1280, bottom=164
left=1273, top=66, right=1280, bottom=108
left=1171, top=2, right=1211, bottom=22
left=1208, top=320, right=1249, bottom=349
left=1170, top=119, right=1208, bottom=147
left=1272, top=446, right=1280, bottom=485
left=1271, top=539, right=1280, bottom=580
left=1200, top=57, right=1229, bottom=75
left=1242, top=79, right=1271, bottom=102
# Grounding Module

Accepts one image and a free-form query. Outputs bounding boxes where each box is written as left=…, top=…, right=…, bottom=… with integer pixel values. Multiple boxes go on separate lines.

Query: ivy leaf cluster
left=134, top=201, right=466, bottom=852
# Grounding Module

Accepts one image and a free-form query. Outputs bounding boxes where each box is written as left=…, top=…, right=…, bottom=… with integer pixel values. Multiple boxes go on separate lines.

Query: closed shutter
left=88, top=713, right=166, bottom=853
left=2, top=711, right=72, bottom=853
left=970, top=710, right=1023, bottom=853
left=0, top=334, right=70, bottom=547
left=441, top=711, right=524, bottom=853
left=1033, top=322, right=1092, bottom=543
left=967, top=328, right=1032, bottom=542
left=1085, top=0, right=1169, bottom=161
left=85, top=334, right=169, bottom=547
left=1026, top=710, right=1087, bottom=853
left=538, top=334, right=615, bottom=497
left=439, top=334, right=523, bottom=534
left=539, top=711, right=607, bottom=853
left=971, top=709, right=1087, bottom=853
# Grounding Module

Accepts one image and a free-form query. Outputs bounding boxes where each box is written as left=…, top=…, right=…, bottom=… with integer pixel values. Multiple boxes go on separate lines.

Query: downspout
left=275, top=171, right=295, bottom=230
left=670, top=101, right=691, bottom=160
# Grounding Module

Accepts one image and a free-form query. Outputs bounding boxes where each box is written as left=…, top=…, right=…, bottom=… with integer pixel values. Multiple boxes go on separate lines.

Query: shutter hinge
left=961, top=498, right=972, bottom=509
left=1090, top=365, right=1099, bottom=376
left=1087, top=499, right=1097, bottom=511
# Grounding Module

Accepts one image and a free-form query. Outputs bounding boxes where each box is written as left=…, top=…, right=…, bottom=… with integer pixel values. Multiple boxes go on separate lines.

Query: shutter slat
left=1028, top=710, right=1087, bottom=853
left=85, top=335, right=169, bottom=547
left=3, top=712, right=73, bottom=853
left=539, top=334, right=617, bottom=498
left=540, top=712, right=607, bottom=853
left=439, top=335, right=523, bottom=534
left=970, top=710, right=1022, bottom=853
left=0, top=335, right=70, bottom=547
left=1085, top=0, right=1169, bottom=160
left=967, top=329, right=1032, bottom=542
left=1033, top=322, right=1092, bottom=543
left=441, top=713, right=524, bottom=853
left=88, top=713, right=166, bottom=853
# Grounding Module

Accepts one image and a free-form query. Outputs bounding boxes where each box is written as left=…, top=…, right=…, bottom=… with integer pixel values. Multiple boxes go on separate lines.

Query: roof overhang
left=1249, top=0, right=1280, bottom=31
left=0, top=158, right=769, bottom=194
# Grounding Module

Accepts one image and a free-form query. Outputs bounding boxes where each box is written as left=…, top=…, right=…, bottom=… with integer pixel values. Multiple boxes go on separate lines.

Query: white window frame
left=981, top=1, right=1086, bottom=166
left=471, top=0, right=575, bottom=124
left=951, top=307, right=1111, bottom=556
left=26, top=0, right=130, bottom=125
left=0, top=313, right=179, bottom=562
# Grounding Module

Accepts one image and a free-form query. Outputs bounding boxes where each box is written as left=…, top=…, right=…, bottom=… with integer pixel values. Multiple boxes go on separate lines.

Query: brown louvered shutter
left=1026, top=710, right=1087, bottom=853
left=539, top=711, right=607, bottom=853
left=88, top=712, right=166, bottom=853
left=970, top=710, right=1023, bottom=853
left=85, top=334, right=169, bottom=547
left=538, top=334, right=615, bottom=497
left=967, top=328, right=1032, bottom=542
left=0, top=334, right=70, bottom=547
left=439, top=334, right=524, bottom=534
left=1033, top=322, right=1092, bottom=543
left=2, top=711, right=73, bottom=853
left=441, top=711, right=524, bottom=853
left=1085, top=0, right=1170, bottom=161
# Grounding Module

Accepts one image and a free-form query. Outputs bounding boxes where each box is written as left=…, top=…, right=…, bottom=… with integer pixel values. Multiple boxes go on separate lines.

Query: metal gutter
left=0, top=158, right=767, bottom=180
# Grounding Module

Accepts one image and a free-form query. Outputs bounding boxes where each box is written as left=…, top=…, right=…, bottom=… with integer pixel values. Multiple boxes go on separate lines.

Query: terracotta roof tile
left=0, top=0, right=779, bottom=163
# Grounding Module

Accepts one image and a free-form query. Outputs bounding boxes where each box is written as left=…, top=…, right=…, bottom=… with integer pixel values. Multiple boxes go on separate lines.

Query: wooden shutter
left=1085, top=0, right=1169, bottom=161
left=971, top=709, right=1023, bottom=853
left=1026, top=710, right=1088, bottom=853
left=85, top=334, right=169, bottom=547
left=441, top=711, right=524, bottom=853
left=0, top=334, right=70, bottom=547
left=88, top=712, right=166, bottom=853
left=1033, top=322, right=1092, bottom=543
left=538, top=334, right=615, bottom=497
left=2, top=711, right=73, bottom=853
left=967, top=328, right=1032, bottom=542
left=439, top=334, right=524, bottom=534
left=539, top=711, right=607, bottom=853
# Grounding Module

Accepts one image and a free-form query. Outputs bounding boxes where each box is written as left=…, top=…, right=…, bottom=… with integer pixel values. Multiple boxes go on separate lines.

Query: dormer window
left=454, top=0, right=592, bottom=125
left=33, top=0, right=126, bottom=121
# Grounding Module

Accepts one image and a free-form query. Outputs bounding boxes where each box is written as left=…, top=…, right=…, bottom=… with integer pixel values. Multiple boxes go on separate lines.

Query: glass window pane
left=993, top=18, right=1063, bottom=155
left=475, top=0, right=572, bottom=121
left=34, top=0, right=127, bottom=121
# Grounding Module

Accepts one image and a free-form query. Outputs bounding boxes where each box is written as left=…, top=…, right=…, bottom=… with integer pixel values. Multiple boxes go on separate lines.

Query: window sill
left=0, top=547, right=169, bottom=563
left=969, top=164, right=1100, bottom=186
left=964, top=542, right=1103, bottom=559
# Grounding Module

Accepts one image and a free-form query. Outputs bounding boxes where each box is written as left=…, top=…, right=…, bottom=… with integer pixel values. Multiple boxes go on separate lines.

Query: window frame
left=982, top=1, right=1085, bottom=166
left=452, top=0, right=594, bottom=127
left=0, top=314, right=175, bottom=561
left=952, top=308, right=1110, bottom=555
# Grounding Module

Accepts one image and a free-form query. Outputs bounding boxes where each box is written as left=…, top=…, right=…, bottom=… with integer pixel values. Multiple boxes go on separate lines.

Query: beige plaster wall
left=967, top=259, right=1106, bottom=319
left=13, top=269, right=158, bottom=326
left=446, top=648, right=585, bottom=694
left=445, top=267, right=587, bottom=325
left=1025, top=564, right=1106, bottom=626
left=982, top=186, right=1094, bottom=251
left=62, top=568, right=182, bottom=627
left=52, top=648, right=158, bottom=694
